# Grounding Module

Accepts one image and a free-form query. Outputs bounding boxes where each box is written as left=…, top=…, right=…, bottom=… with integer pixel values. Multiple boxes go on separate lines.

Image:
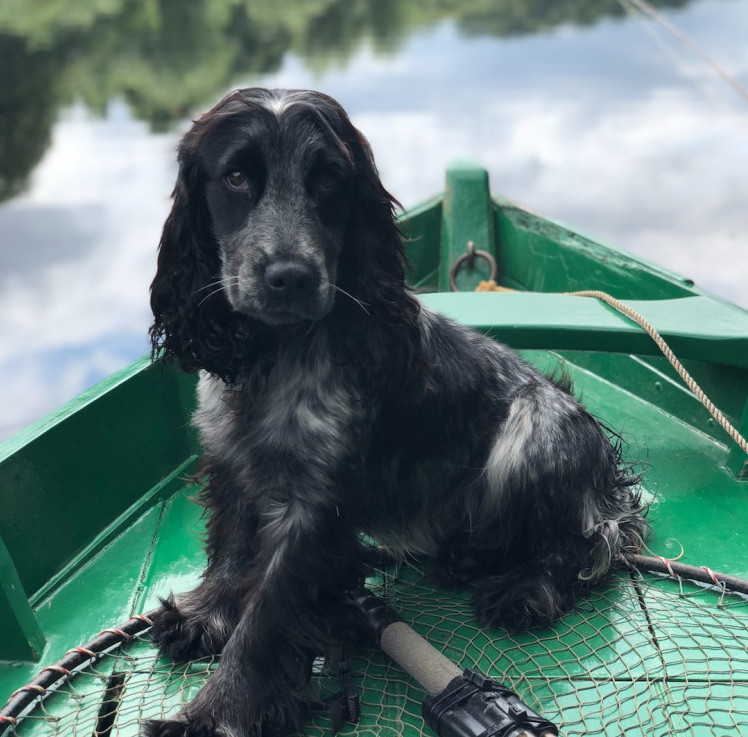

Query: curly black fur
left=145, top=88, right=646, bottom=737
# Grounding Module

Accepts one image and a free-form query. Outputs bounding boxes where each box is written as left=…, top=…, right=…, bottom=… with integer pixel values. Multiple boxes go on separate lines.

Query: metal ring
left=449, top=244, right=497, bottom=292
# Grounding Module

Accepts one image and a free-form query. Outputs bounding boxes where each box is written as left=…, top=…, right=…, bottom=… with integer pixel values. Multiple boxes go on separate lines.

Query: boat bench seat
left=420, top=292, right=748, bottom=370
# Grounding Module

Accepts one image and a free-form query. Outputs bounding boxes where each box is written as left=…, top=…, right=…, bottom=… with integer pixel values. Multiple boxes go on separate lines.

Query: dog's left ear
left=327, top=104, right=424, bottom=386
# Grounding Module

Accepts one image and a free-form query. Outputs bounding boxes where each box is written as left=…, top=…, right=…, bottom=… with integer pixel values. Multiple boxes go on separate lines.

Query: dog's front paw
left=150, top=596, right=227, bottom=662
left=142, top=715, right=225, bottom=737
left=142, top=701, right=301, bottom=737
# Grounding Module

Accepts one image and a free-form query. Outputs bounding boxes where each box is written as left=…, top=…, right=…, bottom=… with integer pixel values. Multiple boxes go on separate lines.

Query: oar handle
left=349, top=588, right=559, bottom=737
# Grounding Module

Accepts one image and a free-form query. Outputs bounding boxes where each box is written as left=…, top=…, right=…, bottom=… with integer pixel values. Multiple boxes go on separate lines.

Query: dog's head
left=195, top=89, right=357, bottom=326
left=150, top=88, right=419, bottom=381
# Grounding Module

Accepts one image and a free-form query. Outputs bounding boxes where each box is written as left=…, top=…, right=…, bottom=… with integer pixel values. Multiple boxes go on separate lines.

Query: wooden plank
left=133, top=485, right=207, bottom=614
left=0, top=505, right=161, bottom=703
left=420, top=292, right=748, bottom=369
left=492, top=195, right=696, bottom=300
left=440, top=163, right=496, bottom=292
left=0, top=535, right=44, bottom=660
left=0, top=359, right=198, bottom=601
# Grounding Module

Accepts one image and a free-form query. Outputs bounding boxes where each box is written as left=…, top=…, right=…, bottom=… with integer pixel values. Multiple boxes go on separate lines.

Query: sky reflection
left=1, top=0, right=747, bottom=441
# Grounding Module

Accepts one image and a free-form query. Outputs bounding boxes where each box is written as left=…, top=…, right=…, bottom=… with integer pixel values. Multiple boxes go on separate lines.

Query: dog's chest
left=194, top=349, right=363, bottom=477
left=253, top=357, right=355, bottom=453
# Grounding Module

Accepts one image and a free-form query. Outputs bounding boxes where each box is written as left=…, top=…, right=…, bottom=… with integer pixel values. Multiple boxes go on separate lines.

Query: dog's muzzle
left=264, top=260, right=318, bottom=303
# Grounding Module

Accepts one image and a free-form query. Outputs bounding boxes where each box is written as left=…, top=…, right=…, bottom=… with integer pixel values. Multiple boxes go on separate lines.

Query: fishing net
left=2, top=562, right=747, bottom=737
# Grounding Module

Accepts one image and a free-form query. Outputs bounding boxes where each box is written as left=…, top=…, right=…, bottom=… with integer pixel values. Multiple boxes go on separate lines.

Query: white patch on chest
left=192, top=337, right=360, bottom=476
left=256, top=350, right=356, bottom=462
left=192, top=371, right=231, bottom=454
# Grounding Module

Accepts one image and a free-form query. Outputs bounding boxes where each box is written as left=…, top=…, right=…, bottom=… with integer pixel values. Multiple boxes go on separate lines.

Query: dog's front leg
left=150, top=478, right=261, bottom=662
left=145, top=500, right=360, bottom=737
left=149, top=558, right=248, bottom=663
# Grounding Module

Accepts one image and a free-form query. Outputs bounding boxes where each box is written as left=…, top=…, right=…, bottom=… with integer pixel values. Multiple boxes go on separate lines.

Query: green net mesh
left=7, top=565, right=748, bottom=737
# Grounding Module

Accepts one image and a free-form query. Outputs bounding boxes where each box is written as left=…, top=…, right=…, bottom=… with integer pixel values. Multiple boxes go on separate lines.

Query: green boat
left=1, top=164, right=747, bottom=737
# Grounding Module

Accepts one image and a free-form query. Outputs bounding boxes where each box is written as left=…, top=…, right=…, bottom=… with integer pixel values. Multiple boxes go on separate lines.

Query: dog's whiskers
left=197, top=286, right=229, bottom=308
left=330, top=284, right=370, bottom=316
left=195, top=277, right=240, bottom=308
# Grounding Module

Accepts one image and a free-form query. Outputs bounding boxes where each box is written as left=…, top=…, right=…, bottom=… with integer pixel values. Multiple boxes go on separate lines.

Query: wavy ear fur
left=150, top=88, right=424, bottom=389
left=326, top=106, right=426, bottom=393
left=149, top=130, right=258, bottom=381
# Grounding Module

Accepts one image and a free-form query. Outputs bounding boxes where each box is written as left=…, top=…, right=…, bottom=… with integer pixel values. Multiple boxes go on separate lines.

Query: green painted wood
left=726, top=401, right=748, bottom=479
left=439, top=163, right=496, bottom=292
left=0, top=535, right=45, bottom=660
left=491, top=196, right=696, bottom=300
left=556, top=351, right=748, bottom=446
left=546, top=349, right=746, bottom=577
left=0, top=504, right=161, bottom=697
left=397, top=195, right=442, bottom=292
left=0, top=357, right=198, bottom=656
left=0, top=359, right=198, bottom=603
left=419, top=292, right=748, bottom=370
left=134, top=484, right=207, bottom=614
left=29, top=453, right=200, bottom=607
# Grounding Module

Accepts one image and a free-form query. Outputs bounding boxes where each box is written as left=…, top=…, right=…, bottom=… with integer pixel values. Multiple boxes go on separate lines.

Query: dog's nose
left=264, top=261, right=317, bottom=301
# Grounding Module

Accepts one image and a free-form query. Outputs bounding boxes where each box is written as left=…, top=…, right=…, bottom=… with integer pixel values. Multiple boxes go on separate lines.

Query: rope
left=0, top=609, right=160, bottom=736
left=619, top=0, right=748, bottom=105
left=565, top=290, right=748, bottom=455
left=474, top=279, right=748, bottom=455
left=627, top=553, right=748, bottom=597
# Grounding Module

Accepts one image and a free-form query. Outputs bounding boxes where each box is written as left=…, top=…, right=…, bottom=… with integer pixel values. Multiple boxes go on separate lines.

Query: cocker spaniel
left=146, top=88, right=645, bottom=737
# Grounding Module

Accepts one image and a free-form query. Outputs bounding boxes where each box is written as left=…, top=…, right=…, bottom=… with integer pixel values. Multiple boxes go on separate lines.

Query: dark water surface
left=1, top=0, right=747, bottom=440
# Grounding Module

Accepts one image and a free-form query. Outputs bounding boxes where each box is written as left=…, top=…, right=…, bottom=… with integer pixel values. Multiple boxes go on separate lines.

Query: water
left=1, top=0, right=747, bottom=441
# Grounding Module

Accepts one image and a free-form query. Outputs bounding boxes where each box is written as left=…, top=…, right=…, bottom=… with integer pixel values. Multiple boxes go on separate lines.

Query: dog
left=145, top=88, right=645, bottom=737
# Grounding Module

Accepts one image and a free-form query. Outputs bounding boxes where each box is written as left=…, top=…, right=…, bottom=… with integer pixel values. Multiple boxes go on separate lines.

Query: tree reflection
left=0, top=35, right=61, bottom=201
left=0, top=0, right=694, bottom=202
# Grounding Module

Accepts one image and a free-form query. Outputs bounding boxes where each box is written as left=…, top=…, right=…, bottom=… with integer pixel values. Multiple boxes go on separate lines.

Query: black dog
left=146, top=88, right=645, bottom=737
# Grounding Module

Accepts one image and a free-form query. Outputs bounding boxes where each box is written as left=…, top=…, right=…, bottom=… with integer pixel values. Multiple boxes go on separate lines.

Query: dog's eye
left=225, top=171, right=250, bottom=192
left=316, top=173, right=336, bottom=191
left=310, top=171, right=340, bottom=199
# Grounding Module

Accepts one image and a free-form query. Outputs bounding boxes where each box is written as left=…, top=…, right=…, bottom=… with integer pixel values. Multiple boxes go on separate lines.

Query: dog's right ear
left=149, top=139, right=243, bottom=379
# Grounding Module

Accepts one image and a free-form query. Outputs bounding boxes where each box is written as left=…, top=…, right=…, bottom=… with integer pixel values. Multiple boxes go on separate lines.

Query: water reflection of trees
left=0, top=0, right=693, bottom=201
